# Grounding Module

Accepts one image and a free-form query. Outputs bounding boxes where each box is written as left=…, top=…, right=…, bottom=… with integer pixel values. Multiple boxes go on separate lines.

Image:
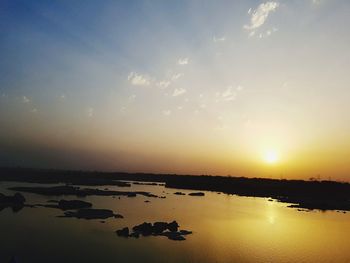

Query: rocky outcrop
left=116, top=227, right=129, bottom=237
left=61, top=208, right=123, bottom=220
left=116, top=221, right=191, bottom=241
left=0, top=193, right=26, bottom=212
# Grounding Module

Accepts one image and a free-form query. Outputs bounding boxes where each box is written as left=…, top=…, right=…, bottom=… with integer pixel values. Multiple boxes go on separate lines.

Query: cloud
left=31, top=108, right=38, bottom=113
left=244, top=2, right=279, bottom=31
left=128, top=94, right=136, bottom=101
left=87, top=107, right=94, bottom=118
left=22, top=96, right=30, bottom=103
left=156, top=80, right=171, bottom=89
left=172, top=88, right=187, bottom=97
left=216, top=85, right=244, bottom=102
left=127, top=72, right=151, bottom=86
left=162, top=110, right=171, bottom=116
left=236, top=85, right=244, bottom=91
left=213, top=36, right=226, bottom=42
left=177, top=58, right=189, bottom=65
left=171, top=73, right=184, bottom=81
left=254, top=27, right=278, bottom=39
left=222, top=86, right=236, bottom=101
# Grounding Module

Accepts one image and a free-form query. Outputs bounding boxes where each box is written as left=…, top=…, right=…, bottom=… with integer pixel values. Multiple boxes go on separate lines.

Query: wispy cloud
left=244, top=2, right=279, bottom=33
left=128, top=72, right=151, bottom=86
left=171, top=73, right=184, bottom=81
left=172, top=88, right=187, bottom=97
left=156, top=80, right=171, bottom=89
left=128, top=94, right=136, bottom=101
left=254, top=27, right=278, bottom=39
left=87, top=107, right=94, bottom=118
left=162, top=110, right=171, bottom=116
left=22, top=96, right=30, bottom=103
left=213, top=36, right=226, bottom=43
left=216, top=85, right=244, bottom=102
left=177, top=58, right=189, bottom=65
left=222, top=86, right=236, bottom=101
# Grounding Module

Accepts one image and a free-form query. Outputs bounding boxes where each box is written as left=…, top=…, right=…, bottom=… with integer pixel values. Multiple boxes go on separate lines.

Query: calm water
left=0, top=181, right=349, bottom=263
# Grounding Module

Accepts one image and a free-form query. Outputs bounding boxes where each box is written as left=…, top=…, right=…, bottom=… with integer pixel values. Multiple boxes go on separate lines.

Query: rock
left=116, top=227, right=129, bottom=237
left=144, top=200, right=150, bottom=203
left=0, top=193, right=26, bottom=204
left=179, top=230, right=192, bottom=235
left=160, top=231, right=186, bottom=241
left=167, top=220, right=179, bottom=232
left=117, top=221, right=192, bottom=241
left=188, top=192, right=205, bottom=196
left=61, top=209, right=121, bottom=220
left=0, top=193, right=26, bottom=212
left=174, top=192, right=185, bottom=195
left=132, top=222, right=153, bottom=236
left=152, top=222, right=169, bottom=234
left=129, top=232, right=140, bottom=238
left=114, top=214, right=124, bottom=218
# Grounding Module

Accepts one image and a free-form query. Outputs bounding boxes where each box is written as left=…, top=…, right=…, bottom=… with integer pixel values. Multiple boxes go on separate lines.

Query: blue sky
left=1, top=0, right=350, bottom=179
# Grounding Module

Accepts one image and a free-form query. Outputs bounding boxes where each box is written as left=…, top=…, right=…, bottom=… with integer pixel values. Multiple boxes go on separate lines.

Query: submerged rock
left=179, top=230, right=192, bottom=235
left=61, top=208, right=123, bottom=220
left=188, top=192, right=205, bottom=196
left=159, top=231, right=186, bottom=241
left=174, top=192, right=186, bottom=195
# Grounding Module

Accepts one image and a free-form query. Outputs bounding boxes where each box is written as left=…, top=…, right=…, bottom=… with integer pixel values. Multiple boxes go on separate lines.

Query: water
left=0, top=181, right=349, bottom=263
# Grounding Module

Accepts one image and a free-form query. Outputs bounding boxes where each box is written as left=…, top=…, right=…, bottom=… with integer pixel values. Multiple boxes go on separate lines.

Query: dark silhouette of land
left=116, top=221, right=192, bottom=241
left=0, top=192, right=25, bottom=212
left=1, top=167, right=350, bottom=211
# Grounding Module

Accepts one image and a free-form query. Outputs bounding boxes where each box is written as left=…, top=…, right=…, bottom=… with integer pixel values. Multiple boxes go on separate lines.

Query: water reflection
left=0, top=182, right=349, bottom=263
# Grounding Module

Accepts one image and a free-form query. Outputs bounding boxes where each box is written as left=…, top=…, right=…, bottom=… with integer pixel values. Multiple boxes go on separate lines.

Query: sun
left=263, top=150, right=279, bottom=164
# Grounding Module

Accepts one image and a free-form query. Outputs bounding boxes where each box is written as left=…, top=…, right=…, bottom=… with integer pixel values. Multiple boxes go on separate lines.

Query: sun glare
left=263, top=150, right=279, bottom=164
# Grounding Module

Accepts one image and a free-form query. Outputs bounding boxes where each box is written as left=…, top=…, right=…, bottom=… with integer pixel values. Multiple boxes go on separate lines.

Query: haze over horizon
left=1, top=0, right=350, bottom=180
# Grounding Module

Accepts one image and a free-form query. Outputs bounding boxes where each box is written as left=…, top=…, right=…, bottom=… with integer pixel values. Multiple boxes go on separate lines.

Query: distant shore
left=1, top=167, right=350, bottom=212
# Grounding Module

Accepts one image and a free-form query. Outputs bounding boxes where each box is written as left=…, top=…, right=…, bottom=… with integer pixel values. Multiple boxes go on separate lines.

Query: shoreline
left=1, top=167, right=350, bottom=212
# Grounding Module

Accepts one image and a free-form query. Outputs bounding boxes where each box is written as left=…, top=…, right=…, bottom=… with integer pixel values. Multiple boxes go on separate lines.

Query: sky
left=1, top=0, right=350, bottom=180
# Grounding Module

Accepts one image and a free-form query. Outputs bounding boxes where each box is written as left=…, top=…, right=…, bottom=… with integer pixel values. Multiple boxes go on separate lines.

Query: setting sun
left=263, top=150, right=279, bottom=164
